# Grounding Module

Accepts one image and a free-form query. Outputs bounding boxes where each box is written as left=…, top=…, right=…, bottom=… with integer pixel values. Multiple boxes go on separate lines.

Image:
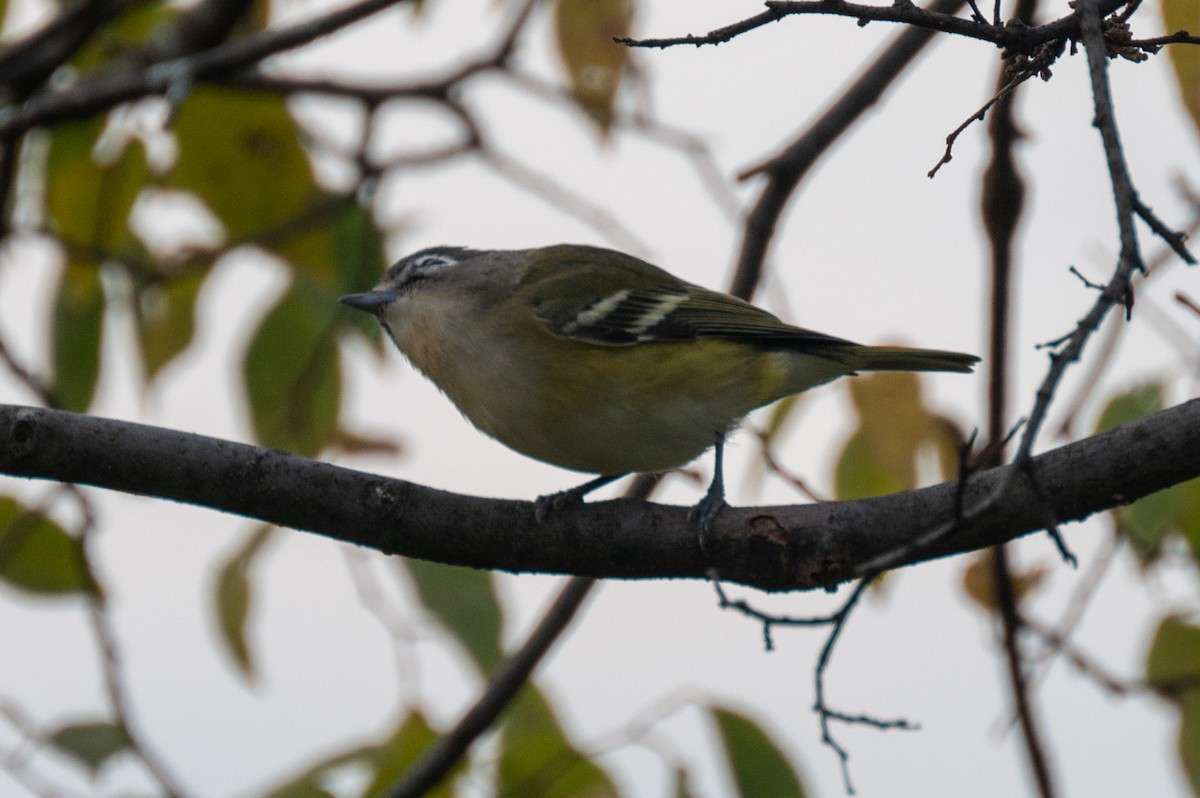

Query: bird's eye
left=411, top=253, right=457, bottom=270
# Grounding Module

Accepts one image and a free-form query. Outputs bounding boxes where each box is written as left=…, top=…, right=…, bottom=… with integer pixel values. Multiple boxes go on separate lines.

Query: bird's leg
left=694, top=429, right=728, bottom=551
left=534, top=474, right=624, bottom=523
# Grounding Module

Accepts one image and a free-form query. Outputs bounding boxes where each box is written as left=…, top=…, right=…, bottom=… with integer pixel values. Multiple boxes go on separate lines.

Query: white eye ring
left=411, top=253, right=457, bottom=270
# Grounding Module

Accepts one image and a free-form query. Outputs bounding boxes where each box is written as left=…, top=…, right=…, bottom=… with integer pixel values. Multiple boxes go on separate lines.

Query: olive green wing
left=519, top=245, right=856, bottom=350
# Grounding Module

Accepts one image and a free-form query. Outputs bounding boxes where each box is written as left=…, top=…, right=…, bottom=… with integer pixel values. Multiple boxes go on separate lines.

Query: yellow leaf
left=961, top=551, right=1049, bottom=612
left=170, top=87, right=317, bottom=239
left=52, top=259, right=105, bottom=412
left=1163, top=0, right=1200, bottom=141
left=554, top=0, right=633, bottom=135
left=833, top=371, right=967, bottom=500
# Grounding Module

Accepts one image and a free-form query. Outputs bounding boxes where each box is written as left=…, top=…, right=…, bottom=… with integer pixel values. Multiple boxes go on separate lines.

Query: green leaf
left=0, top=498, right=92, bottom=596
left=405, top=559, right=504, bottom=675
left=833, top=372, right=964, bottom=500
left=46, top=721, right=130, bottom=774
left=1095, top=386, right=1200, bottom=563
left=262, top=712, right=454, bottom=798
left=1180, top=692, right=1200, bottom=798
left=711, top=706, right=807, bottom=798
left=1116, top=479, right=1200, bottom=564
left=70, top=3, right=180, bottom=74
left=276, top=197, right=386, bottom=294
left=1163, top=0, right=1200, bottom=142
left=136, top=266, right=209, bottom=381
left=1146, top=615, right=1200, bottom=795
left=243, top=285, right=341, bottom=456
left=361, top=712, right=456, bottom=798
left=52, top=259, right=105, bottom=412
left=263, top=782, right=337, bottom=798
left=45, top=119, right=148, bottom=253
left=214, top=525, right=276, bottom=680
left=45, top=122, right=150, bottom=410
left=1094, top=383, right=1163, bottom=434
left=170, top=86, right=317, bottom=239
left=1147, top=615, right=1200, bottom=694
left=499, top=686, right=620, bottom=798
left=554, top=0, right=633, bottom=135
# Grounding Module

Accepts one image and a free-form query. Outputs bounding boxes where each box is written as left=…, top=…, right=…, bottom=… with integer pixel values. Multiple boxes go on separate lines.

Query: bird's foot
left=534, top=474, right=621, bottom=523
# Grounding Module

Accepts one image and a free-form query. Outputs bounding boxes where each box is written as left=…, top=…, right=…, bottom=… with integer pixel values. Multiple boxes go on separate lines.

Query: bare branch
left=621, top=0, right=1128, bottom=54
left=731, top=0, right=968, bottom=301
left=0, top=0, right=412, bottom=136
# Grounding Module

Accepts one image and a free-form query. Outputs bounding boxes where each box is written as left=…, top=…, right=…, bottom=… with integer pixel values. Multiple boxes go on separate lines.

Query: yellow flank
left=398, top=291, right=854, bottom=474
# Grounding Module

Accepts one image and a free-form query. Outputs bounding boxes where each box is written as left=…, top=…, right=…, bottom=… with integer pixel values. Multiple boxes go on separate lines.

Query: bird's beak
left=340, top=290, right=396, bottom=312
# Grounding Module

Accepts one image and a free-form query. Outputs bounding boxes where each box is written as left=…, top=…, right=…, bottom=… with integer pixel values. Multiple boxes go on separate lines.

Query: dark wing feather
left=519, top=245, right=858, bottom=353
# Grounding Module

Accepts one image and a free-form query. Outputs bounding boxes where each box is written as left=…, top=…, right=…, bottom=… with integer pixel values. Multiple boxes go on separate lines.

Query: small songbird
left=341, top=244, right=978, bottom=537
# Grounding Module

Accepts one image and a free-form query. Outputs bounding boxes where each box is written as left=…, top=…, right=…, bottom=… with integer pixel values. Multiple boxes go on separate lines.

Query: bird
left=340, top=243, right=979, bottom=541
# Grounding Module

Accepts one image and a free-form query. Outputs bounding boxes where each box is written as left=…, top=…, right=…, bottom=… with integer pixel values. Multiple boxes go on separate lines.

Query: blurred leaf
left=171, top=86, right=317, bottom=239
left=70, top=3, right=179, bottom=73
left=1095, top=385, right=1200, bottom=563
left=0, top=498, right=92, bottom=596
left=262, top=711, right=453, bottom=798
left=1117, top=479, right=1200, bottom=564
left=834, top=372, right=963, bottom=500
left=275, top=196, right=386, bottom=297
left=711, top=706, right=807, bottom=798
left=1180, top=692, right=1200, bottom=798
left=264, top=781, right=336, bottom=798
left=135, top=266, right=209, bottom=381
left=243, top=285, right=341, bottom=456
left=1147, top=615, right=1200, bottom=695
left=671, top=766, right=701, bottom=798
left=361, top=712, right=456, bottom=798
left=761, top=394, right=803, bottom=446
left=406, top=559, right=504, bottom=675
left=263, top=745, right=374, bottom=798
left=499, top=686, right=620, bottom=798
left=46, top=122, right=150, bottom=410
left=1163, top=0, right=1200, bottom=141
left=1146, top=615, right=1200, bottom=794
left=834, top=431, right=906, bottom=500
left=554, top=0, right=633, bottom=135
left=1094, top=383, right=1163, bottom=434
left=45, top=119, right=148, bottom=253
left=961, top=552, right=1049, bottom=612
left=214, top=525, right=276, bottom=680
left=52, top=259, right=105, bottom=412
left=46, top=721, right=130, bottom=774
left=331, top=201, right=388, bottom=297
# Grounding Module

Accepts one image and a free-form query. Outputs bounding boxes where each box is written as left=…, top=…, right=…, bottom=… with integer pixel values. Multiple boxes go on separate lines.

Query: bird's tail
left=849, top=345, right=980, bottom=373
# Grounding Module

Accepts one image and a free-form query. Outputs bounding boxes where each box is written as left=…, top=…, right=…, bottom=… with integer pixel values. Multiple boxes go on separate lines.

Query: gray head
left=339, top=246, right=479, bottom=313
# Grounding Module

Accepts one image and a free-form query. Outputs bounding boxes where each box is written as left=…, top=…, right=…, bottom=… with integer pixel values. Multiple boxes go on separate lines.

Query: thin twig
left=615, top=9, right=787, bottom=49
left=385, top=575, right=599, bottom=798
left=811, top=578, right=918, bottom=795
left=384, top=474, right=657, bottom=798
left=0, top=0, right=412, bottom=136
left=71, top=488, right=191, bottom=798
left=622, top=0, right=1127, bottom=53
left=992, top=545, right=1057, bottom=798
left=731, top=0, right=968, bottom=300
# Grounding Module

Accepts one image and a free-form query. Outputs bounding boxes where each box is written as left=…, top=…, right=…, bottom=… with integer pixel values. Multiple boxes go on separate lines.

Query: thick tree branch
left=1, top=400, right=1198, bottom=591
